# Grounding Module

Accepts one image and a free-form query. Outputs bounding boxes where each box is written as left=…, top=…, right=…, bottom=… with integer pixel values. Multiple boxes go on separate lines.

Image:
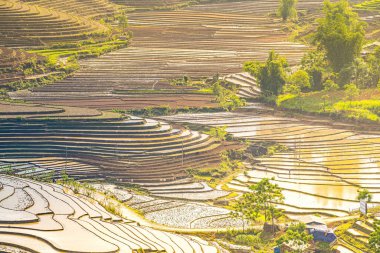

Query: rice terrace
left=2, top=0, right=380, bottom=252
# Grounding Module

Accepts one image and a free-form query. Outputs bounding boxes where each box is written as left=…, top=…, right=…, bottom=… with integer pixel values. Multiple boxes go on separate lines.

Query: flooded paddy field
left=161, top=108, right=380, bottom=216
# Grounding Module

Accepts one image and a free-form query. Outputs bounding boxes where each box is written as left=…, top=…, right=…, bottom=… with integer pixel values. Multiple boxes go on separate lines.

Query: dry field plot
left=0, top=175, right=218, bottom=252
left=12, top=0, right=318, bottom=109
left=161, top=109, right=380, bottom=216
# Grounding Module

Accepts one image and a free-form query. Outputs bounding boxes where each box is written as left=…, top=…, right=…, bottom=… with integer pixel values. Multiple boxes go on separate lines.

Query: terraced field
left=11, top=0, right=316, bottom=109
left=23, top=0, right=118, bottom=19
left=0, top=175, right=218, bottom=252
left=160, top=108, right=380, bottom=217
left=111, top=0, right=194, bottom=10
left=0, top=47, right=47, bottom=86
left=0, top=1, right=109, bottom=48
left=341, top=217, right=379, bottom=252
left=0, top=102, right=224, bottom=184
left=223, top=72, right=260, bottom=99
left=92, top=183, right=248, bottom=229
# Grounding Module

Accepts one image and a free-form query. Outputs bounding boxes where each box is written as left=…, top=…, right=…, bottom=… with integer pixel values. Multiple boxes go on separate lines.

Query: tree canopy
left=284, top=69, right=311, bottom=94
left=277, top=223, right=313, bottom=253
left=314, top=0, right=366, bottom=72
left=278, top=0, right=298, bottom=21
left=249, top=178, right=284, bottom=228
left=244, top=51, right=288, bottom=96
left=301, top=50, right=328, bottom=90
left=213, top=81, right=246, bottom=111
left=357, top=188, right=372, bottom=202
left=232, top=178, right=284, bottom=232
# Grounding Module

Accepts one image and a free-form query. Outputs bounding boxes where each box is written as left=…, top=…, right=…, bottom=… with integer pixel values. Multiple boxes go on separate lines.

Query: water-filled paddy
left=161, top=110, right=380, bottom=215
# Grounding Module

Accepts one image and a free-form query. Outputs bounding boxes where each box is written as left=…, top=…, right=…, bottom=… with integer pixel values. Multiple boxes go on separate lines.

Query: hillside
left=10, top=0, right=317, bottom=109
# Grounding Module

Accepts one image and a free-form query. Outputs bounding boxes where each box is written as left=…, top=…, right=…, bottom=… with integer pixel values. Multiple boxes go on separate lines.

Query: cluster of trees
left=232, top=178, right=284, bottom=231
left=278, top=0, right=298, bottom=21
left=246, top=0, right=380, bottom=99
left=232, top=178, right=323, bottom=251
left=276, top=223, right=314, bottom=253
left=244, top=51, right=311, bottom=96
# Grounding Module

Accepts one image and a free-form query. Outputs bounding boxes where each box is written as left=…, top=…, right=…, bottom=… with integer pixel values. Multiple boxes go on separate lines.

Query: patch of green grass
left=277, top=88, right=380, bottom=123
left=28, top=39, right=129, bottom=60
left=332, top=100, right=380, bottom=122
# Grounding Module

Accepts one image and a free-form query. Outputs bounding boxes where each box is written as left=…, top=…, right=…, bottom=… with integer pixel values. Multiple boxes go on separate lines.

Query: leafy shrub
left=23, top=68, right=34, bottom=76
left=244, top=51, right=288, bottom=96
left=206, top=126, right=229, bottom=141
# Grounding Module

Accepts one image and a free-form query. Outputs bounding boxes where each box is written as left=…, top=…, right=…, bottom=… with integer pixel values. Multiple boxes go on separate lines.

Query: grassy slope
left=278, top=88, right=380, bottom=123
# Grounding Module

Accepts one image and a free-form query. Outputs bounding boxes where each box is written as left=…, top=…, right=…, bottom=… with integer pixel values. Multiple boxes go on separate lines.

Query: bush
left=244, top=51, right=288, bottom=96
left=323, top=79, right=339, bottom=91
left=288, top=70, right=311, bottom=91
left=206, top=126, right=229, bottom=141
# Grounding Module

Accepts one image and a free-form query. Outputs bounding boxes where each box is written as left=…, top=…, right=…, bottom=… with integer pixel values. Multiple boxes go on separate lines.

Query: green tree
left=367, top=46, right=380, bottom=87
left=249, top=178, right=284, bottom=231
left=278, top=0, right=298, bottom=21
left=231, top=193, right=260, bottom=232
left=314, top=0, right=366, bottom=72
left=370, top=220, right=380, bottom=253
left=244, top=51, right=289, bottom=96
left=277, top=223, right=313, bottom=253
left=117, top=10, right=128, bottom=34
left=282, top=83, right=301, bottom=95
left=301, top=50, right=328, bottom=90
left=206, top=126, right=228, bottom=141
left=323, top=79, right=339, bottom=91
left=351, top=57, right=371, bottom=88
left=321, top=79, right=339, bottom=111
left=344, top=83, right=360, bottom=102
left=288, top=70, right=311, bottom=92
left=357, top=188, right=372, bottom=202
left=213, top=82, right=245, bottom=111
